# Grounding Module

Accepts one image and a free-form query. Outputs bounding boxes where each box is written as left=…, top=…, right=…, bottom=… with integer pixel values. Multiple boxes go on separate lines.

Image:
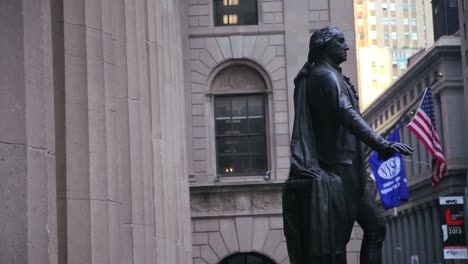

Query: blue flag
left=369, top=127, right=409, bottom=209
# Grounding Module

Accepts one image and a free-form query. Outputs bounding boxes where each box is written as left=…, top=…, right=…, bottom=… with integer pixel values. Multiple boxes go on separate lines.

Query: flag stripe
left=407, top=123, right=435, bottom=155
left=413, top=115, right=433, bottom=141
left=417, top=111, right=445, bottom=151
left=416, top=111, right=433, bottom=133
left=407, top=86, right=447, bottom=188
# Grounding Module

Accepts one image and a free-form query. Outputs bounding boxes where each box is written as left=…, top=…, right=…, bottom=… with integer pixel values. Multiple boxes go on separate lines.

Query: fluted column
left=62, top=0, right=112, bottom=262
left=0, top=0, right=58, bottom=263
left=154, top=0, right=193, bottom=263
left=2, top=0, right=192, bottom=263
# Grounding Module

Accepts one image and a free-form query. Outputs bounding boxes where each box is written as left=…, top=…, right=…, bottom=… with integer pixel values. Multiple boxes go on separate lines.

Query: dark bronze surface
left=283, top=26, right=413, bottom=264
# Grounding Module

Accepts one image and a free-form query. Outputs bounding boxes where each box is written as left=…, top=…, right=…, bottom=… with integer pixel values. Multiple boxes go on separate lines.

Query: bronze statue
left=282, top=26, right=413, bottom=264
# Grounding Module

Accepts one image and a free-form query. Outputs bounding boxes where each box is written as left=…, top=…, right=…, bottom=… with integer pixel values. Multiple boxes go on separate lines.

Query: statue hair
left=307, top=26, right=341, bottom=64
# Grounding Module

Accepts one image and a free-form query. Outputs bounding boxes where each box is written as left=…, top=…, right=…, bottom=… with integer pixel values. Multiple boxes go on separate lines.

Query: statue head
left=308, top=26, right=349, bottom=65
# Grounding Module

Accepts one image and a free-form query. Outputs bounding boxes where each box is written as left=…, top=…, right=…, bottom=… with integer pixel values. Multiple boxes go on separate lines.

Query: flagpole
left=365, top=73, right=443, bottom=159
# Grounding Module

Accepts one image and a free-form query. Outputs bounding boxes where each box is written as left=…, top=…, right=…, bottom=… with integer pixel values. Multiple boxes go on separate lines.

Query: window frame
left=214, top=93, right=269, bottom=177
left=213, top=0, right=259, bottom=27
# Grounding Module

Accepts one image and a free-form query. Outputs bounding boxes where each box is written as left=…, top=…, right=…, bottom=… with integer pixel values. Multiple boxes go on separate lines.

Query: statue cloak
left=282, top=64, right=347, bottom=263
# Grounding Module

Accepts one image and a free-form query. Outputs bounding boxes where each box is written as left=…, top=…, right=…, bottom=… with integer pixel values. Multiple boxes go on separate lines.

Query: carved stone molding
left=211, top=65, right=266, bottom=93
left=190, top=184, right=283, bottom=217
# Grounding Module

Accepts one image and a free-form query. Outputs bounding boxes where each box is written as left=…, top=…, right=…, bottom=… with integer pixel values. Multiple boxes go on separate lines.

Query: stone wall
left=188, top=34, right=290, bottom=183
left=459, top=0, right=468, bottom=130
left=190, top=184, right=365, bottom=264
left=0, top=0, right=192, bottom=263
left=190, top=184, right=287, bottom=264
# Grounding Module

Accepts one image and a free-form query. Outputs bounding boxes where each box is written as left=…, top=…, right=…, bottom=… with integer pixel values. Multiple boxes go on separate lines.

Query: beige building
left=186, top=0, right=365, bottom=264
left=459, top=0, right=468, bottom=136
left=1, top=0, right=192, bottom=263
left=356, top=47, right=393, bottom=107
left=1, top=0, right=370, bottom=264
left=363, top=35, right=467, bottom=264
left=355, top=0, right=434, bottom=109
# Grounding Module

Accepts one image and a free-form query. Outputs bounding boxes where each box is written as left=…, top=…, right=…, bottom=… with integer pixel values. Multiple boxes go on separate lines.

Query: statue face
left=325, top=31, right=349, bottom=65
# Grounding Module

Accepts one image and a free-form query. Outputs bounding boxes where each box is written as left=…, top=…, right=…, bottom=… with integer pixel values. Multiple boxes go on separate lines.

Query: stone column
left=154, top=0, right=193, bottom=262
left=0, top=0, right=58, bottom=263
left=61, top=0, right=113, bottom=262
left=439, top=87, right=468, bottom=169
left=1, top=0, right=192, bottom=263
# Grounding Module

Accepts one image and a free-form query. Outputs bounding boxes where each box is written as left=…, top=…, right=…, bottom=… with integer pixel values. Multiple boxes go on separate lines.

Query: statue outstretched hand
left=378, top=141, right=414, bottom=161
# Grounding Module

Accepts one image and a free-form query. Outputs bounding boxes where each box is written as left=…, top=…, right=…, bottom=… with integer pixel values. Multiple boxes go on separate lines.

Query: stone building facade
left=1, top=0, right=192, bottom=263
left=1, top=0, right=373, bottom=263
left=187, top=0, right=363, bottom=263
left=459, top=0, right=468, bottom=136
left=363, top=36, right=468, bottom=264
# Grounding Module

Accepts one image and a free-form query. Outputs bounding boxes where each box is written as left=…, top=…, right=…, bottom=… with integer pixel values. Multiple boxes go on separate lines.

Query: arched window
left=209, top=62, right=271, bottom=178
left=218, top=252, right=276, bottom=264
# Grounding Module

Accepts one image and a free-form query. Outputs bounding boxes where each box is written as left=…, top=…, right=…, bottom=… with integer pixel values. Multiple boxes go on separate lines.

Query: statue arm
left=319, top=73, right=390, bottom=152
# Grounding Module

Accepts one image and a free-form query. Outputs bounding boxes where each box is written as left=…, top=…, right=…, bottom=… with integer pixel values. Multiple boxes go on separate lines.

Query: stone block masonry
left=0, top=0, right=193, bottom=263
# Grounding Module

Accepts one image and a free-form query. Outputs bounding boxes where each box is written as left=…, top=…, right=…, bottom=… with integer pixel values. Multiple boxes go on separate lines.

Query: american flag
left=407, top=86, right=447, bottom=188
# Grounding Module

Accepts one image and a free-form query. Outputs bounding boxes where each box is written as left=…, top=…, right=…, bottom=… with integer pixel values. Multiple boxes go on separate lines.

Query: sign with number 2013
left=440, top=197, right=468, bottom=259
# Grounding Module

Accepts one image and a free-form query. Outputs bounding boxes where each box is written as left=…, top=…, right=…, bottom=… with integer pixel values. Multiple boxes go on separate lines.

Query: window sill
left=216, top=175, right=267, bottom=184
left=190, top=178, right=285, bottom=192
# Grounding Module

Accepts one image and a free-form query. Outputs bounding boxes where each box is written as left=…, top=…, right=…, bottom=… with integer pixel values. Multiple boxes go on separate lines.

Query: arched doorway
left=218, top=252, right=277, bottom=264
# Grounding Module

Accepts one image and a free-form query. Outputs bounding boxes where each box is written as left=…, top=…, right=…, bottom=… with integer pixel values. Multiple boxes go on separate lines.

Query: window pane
left=231, top=96, right=247, bottom=117
left=248, top=95, right=264, bottom=116
left=216, top=119, right=232, bottom=135
left=216, top=137, right=233, bottom=154
left=231, top=118, right=248, bottom=135
left=250, top=154, right=267, bottom=174
left=231, top=154, right=249, bottom=175
left=233, top=0, right=257, bottom=25
left=230, top=136, right=249, bottom=154
left=224, top=254, right=244, bottom=264
left=248, top=117, right=265, bottom=134
left=215, top=97, right=231, bottom=117
left=246, top=254, right=267, bottom=264
left=249, top=136, right=266, bottom=154
left=218, top=156, right=234, bottom=175
left=214, top=0, right=258, bottom=26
